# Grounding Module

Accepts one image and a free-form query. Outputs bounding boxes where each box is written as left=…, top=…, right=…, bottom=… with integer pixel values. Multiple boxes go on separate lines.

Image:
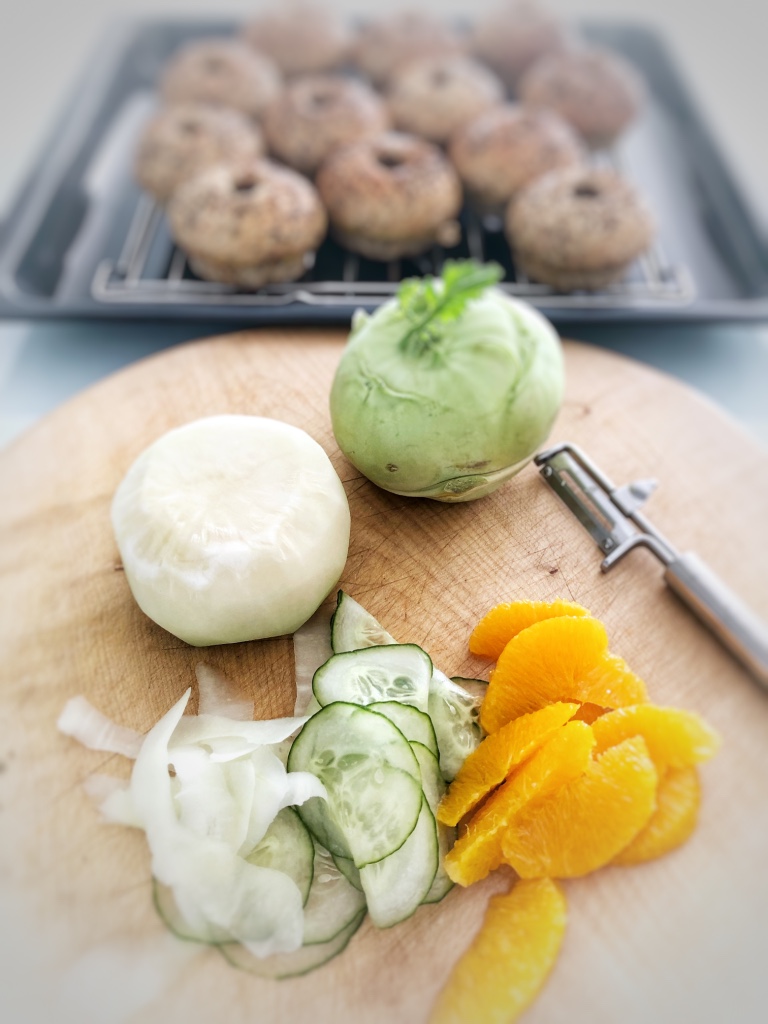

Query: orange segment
left=592, top=705, right=721, bottom=774
left=444, top=721, right=595, bottom=887
left=469, top=600, right=590, bottom=659
left=429, top=878, right=567, bottom=1024
left=501, top=737, right=658, bottom=879
left=612, top=766, right=700, bottom=866
left=437, top=702, right=579, bottom=827
left=580, top=653, right=648, bottom=708
left=480, top=617, right=650, bottom=733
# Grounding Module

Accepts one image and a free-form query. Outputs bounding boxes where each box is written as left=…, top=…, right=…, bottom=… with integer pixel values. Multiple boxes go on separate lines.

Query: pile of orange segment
left=430, top=600, right=720, bottom=1024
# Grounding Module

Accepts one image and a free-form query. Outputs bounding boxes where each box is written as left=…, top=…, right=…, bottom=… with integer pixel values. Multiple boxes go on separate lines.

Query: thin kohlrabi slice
left=195, top=663, right=253, bottom=721
left=170, top=713, right=307, bottom=750
left=293, top=606, right=334, bottom=716
left=131, top=689, right=306, bottom=957
left=57, top=696, right=144, bottom=758
left=237, top=746, right=327, bottom=856
left=81, top=774, right=142, bottom=828
left=302, top=843, right=367, bottom=945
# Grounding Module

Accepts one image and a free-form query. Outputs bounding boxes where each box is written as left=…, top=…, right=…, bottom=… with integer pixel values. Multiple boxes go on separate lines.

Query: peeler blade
left=537, top=449, right=637, bottom=555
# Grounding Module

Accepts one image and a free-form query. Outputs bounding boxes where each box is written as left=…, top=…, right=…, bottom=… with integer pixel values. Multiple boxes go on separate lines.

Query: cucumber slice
left=331, top=591, right=396, bottom=652
left=410, top=743, right=456, bottom=905
left=153, top=880, right=232, bottom=945
left=451, top=677, right=489, bottom=702
left=359, top=796, right=439, bottom=929
left=313, top=645, right=433, bottom=712
left=303, top=843, right=367, bottom=945
left=288, top=703, right=422, bottom=867
left=331, top=853, right=363, bottom=892
left=368, top=701, right=439, bottom=758
left=244, top=807, right=315, bottom=906
left=220, top=909, right=365, bottom=980
left=428, top=670, right=484, bottom=781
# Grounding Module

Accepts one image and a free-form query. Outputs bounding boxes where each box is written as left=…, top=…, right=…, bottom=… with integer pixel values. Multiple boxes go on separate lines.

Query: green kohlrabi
left=329, top=261, right=564, bottom=502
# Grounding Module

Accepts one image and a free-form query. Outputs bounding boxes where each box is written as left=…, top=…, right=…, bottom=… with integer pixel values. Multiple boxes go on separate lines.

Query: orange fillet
left=444, top=721, right=595, bottom=887
left=613, top=766, right=701, bottom=866
left=469, top=599, right=590, bottom=659
left=437, top=702, right=579, bottom=827
left=480, top=616, right=619, bottom=732
left=591, top=704, right=721, bottom=774
left=429, top=878, right=567, bottom=1024
left=501, top=736, right=658, bottom=878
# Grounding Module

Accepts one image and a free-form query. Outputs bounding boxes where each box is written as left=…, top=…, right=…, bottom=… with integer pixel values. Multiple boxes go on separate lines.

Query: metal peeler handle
left=664, top=552, right=768, bottom=690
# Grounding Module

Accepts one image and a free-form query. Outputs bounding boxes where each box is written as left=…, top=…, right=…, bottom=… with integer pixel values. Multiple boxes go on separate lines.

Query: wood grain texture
left=0, top=330, right=767, bottom=1024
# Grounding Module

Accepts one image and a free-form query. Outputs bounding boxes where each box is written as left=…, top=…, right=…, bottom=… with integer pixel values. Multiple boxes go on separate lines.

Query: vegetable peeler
left=534, top=442, right=768, bottom=690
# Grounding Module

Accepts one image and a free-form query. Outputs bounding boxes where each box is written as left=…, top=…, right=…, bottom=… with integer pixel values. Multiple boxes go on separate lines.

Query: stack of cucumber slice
left=156, top=592, right=486, bottom=979
left=288, top=593, right=486, bottom=933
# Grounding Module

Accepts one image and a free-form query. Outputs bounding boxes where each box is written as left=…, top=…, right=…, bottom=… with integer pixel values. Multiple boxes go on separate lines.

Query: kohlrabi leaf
left=396, top=260, right=503, bottom=354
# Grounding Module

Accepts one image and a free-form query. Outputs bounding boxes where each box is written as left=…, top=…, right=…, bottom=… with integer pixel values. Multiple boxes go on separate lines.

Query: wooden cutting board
left=1, top=331, right=767, bottom=1024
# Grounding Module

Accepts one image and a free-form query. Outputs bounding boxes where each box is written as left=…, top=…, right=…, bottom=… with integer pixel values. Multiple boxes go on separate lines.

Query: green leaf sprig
left=397, top=260, right=504, bottom=356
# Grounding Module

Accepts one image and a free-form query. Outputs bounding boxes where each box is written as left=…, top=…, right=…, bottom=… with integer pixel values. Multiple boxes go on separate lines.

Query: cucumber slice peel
left=331, top=591, right=396, bottom=652
left=244, top=807, right=315, bottom=906
left=303, top=843, right=366, bottom=945
left=331, top=853, right=363, bottom=892
left=220, top=909, right=365, bottom=980
left=428, top=670, right=484, bottom=781
left=411, top=743, right=456, bottom=904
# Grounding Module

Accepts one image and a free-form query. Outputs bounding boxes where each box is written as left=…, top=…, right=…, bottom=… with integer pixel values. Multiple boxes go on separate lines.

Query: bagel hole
left=573, top=183, right=600, bottom=198
left=377, top=152, right=406, bottom=170
left=233, top=174, right=259, bottom=193
left=309, top=89, right=337, bottom=108
left=206, top=57, right=226, bottom=74
left=431, top=69, right=451, bottom=87
left=180, top=120, right=201, bottom=135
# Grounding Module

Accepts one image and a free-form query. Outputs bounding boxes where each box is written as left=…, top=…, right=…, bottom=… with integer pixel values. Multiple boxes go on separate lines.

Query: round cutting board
left=1, top=331, right=767, bottom=1024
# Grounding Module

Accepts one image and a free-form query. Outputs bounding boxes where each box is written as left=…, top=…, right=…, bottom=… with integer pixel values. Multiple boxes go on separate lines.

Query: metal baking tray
left=1, top=16, right=767, bottom=325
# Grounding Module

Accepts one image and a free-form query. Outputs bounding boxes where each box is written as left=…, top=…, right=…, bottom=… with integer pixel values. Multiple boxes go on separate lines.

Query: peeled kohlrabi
left=111, top=415, right=351, bottom=647
left=330, top=261, right=564, bottom=502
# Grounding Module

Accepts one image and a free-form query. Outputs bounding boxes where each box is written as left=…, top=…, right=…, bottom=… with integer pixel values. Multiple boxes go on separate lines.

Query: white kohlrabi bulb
left=111, top=415, right=350, bottom=646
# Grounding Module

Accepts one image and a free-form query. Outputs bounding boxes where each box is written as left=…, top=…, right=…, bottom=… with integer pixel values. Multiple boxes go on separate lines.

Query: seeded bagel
left=134, top=103, right=263, bottom=203
left=161, top=39, right=282, bottom=120
left=518, top=47, right=644, bottom=147
left=263, top=75, right=389, bottom=176
left=387, top=55, right=504, bottom=145
left=242, top=1, right=351, bottom=76
left=316, top=132, right=462, bottom=261
left=472, top=1, right=567, bottom=88
left=506, top=166, right=655, bottom=290
left=168, top=158, right=327, bottom=288
left=449, top=104, right=584, bottom=214
left=353, top=13, right=465, bottom=86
